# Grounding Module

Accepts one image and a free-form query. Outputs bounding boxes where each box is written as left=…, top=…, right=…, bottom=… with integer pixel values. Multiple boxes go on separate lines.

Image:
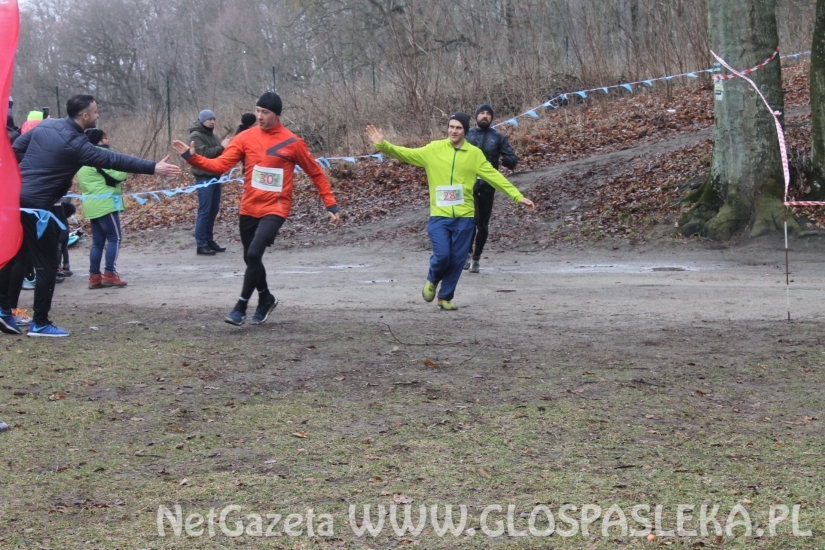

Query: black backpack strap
left=96, top=168, right=122, bottom=187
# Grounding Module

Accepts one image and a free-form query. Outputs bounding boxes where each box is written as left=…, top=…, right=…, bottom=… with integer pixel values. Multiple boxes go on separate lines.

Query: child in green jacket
left=76, top=129, right=129, bottom=289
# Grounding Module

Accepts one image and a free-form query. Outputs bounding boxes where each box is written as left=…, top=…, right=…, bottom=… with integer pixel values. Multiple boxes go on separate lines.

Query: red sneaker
left=88, top=273, right=103, bottom=289
left=102, top=272, right=127, bottom=288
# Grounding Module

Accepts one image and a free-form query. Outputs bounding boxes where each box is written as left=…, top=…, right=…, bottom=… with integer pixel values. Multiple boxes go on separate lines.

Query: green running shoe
left=438, top=299, right=458, bottom=311
left=422, top=280, right=437, bottom=302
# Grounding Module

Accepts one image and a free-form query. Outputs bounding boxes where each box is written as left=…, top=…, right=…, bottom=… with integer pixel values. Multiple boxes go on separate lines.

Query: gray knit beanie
left=198, top=109, right=216, bottom=123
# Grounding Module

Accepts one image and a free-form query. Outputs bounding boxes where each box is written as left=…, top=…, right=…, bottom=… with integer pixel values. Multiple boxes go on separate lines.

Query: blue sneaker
left=22, top=276, right=35, bottom=290
left=225, top=309, right=246, bottom=326
left=0, top=309, right=22, bottom=335
left=251, top=294, right=278, bottom=325
left=27, top=322, right=69, bottom=337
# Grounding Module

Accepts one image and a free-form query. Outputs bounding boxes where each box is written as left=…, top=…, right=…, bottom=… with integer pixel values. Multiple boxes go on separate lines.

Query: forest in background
left=11, top=0, right=816, bottom=158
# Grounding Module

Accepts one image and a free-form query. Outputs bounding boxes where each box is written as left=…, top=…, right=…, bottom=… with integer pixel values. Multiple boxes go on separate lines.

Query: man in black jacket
left=0, top=94, right=180, bottom=337
left=464, top=104, right=518, bottom=273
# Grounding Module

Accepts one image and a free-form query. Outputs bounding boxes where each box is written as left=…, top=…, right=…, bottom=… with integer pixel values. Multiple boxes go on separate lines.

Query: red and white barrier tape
left=710, top=50, right=794, bottom=205
left=713, top=48, right=779, bottom=81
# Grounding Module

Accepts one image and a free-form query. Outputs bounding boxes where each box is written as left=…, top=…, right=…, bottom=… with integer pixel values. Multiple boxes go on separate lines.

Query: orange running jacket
left=184, top=123, right=338, bottom=219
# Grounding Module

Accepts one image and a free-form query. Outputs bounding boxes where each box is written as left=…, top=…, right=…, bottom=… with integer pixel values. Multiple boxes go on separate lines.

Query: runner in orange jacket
left=173, top=92, right=340, bottom=326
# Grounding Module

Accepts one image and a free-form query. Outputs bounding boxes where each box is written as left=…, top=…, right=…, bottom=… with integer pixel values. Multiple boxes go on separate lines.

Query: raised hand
left=172, top=140, right=195, bottom=156
left=155, top=155, right=181, bottom=177
left=365, top=125, right=384, bottom=145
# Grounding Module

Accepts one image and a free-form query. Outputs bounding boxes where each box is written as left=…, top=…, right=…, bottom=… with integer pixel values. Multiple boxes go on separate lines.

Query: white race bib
left=251, top=165, right=284, bottom=192
left=435, top=185, right=465, bottom=207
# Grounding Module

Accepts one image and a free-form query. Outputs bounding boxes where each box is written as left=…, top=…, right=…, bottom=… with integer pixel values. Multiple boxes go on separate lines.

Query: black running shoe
left=225, top=309, right=246, bottom=326
left=251, top=294, right=278, bottom=325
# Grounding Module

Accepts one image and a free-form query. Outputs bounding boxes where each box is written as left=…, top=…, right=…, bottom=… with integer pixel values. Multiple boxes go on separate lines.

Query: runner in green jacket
left=366, top=112, right=534, bottom=310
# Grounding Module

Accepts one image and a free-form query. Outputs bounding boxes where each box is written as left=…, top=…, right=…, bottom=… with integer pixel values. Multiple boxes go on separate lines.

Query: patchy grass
left=0, top=307, right=823, bottom=549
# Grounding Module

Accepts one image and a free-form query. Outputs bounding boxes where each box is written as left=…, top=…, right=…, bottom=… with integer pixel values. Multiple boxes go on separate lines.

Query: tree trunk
left=505, top=0, right=516, bottom=64
left=811, top=0, right=825, bottom=191
left=680, top=0, right=792, bottom=240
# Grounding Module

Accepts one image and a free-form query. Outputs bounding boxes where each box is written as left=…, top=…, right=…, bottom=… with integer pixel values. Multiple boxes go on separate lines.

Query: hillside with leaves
left=81, top=62, right=814, bottom=246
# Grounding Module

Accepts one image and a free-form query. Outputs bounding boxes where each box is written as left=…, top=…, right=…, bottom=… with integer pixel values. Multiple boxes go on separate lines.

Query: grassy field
left=0, top=304, right=822, bottom=549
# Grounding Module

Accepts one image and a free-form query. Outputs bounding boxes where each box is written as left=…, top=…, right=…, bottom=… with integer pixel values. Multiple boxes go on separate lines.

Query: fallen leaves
left=423, top=359, right=440, bottom=369
left=291, top=431, right=309, bottom=439
left=75, top=64, right=815, bottom=251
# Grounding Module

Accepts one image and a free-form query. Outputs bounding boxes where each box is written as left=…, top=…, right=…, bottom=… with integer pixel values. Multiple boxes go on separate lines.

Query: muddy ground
left=1, top=127, right=824, bottom=548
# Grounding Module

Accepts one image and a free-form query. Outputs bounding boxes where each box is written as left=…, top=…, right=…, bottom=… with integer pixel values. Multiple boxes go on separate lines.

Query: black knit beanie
left=448, top=112, right=470, bottom=135
left=475, top=103, right=494, bottom=119
left=241, top=113, right=256, bottom=127
left=85, top=128, right=104, bottom=145
left=256, top=92, right=282, bottom=116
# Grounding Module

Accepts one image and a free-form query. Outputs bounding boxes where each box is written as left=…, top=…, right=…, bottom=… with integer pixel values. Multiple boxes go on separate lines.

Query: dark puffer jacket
left=466, top=126, right=518, bottom=193
left=188, top=120, right=224, bottom=178
left=13, top=117, right=155, bottom=209
left=466, top=126, right=517, bottom=171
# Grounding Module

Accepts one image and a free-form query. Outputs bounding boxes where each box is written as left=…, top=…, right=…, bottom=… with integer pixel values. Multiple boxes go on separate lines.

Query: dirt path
left=6, top=113, right=825, bottom=548
left=44, top=104, right=819, bottom=326
left=49, top=229, right=825, bottom=328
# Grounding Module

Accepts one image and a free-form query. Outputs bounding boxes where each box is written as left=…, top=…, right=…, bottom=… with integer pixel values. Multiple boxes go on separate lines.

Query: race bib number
left=435, top=185, right=465, bottom=207
left=251, top=165, right=284, bottom=192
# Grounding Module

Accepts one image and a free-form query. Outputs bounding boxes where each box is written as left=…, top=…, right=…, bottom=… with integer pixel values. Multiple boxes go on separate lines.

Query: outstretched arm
left=173, top=138, right=244, bottom=175
left=476, top=156, right=534, bottom=212
left=77, top=140, right=179, bottom=176
left=294, top=140, right=340, bottom=224
left=365, top=124, right=427, bottom=168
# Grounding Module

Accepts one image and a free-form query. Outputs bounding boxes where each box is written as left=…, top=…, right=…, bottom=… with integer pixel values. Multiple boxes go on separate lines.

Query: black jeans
left=54, top=204, right=70, bottom=267
left=470, top=180, right=496, bottom=258
left=0, top=213, right=59, bottom=325
left=238, top=214, right=285, bottom=302
left=0, top=253, right=29, bottom=311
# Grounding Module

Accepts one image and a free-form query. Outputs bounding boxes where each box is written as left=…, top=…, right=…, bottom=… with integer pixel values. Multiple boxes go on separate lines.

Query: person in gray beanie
left=464, top=103, right=518, bottom=273
left=189, top=109, right=230, bottom=255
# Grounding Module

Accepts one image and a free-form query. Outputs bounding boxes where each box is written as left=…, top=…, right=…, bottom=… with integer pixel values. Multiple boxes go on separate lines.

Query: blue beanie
left=198, top=109, right=216, bottom=123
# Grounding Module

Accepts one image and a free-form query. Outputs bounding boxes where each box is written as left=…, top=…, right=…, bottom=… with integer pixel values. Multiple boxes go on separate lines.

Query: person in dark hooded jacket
left=464, top=104, right=518, bottom=273
left=190, top=110, right=230, bottom=255
left=0, top=94, right=180, bottom=338
left=236, top=113, right=256, bottom=135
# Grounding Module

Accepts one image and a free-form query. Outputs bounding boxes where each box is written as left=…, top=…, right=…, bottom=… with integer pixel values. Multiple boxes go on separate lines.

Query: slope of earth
left=75, top=63, right=813, bottom=250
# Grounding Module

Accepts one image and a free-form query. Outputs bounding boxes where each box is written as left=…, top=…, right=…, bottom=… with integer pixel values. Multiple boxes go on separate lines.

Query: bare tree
left=680, top=0, right=788, bottom=240
left=811, top=0, right=825, bottom=191
left=10, top=0, right=816, bottom=157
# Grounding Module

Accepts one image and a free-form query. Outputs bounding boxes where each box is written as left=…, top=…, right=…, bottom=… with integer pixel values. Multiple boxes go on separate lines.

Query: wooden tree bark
left=811, top=0, right=825, bottom=190
left=680, top=0, right=792, bottom=240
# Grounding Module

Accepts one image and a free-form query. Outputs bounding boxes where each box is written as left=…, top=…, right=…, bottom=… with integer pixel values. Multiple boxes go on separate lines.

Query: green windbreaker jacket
left=76, top=147, right=128, bottom=220
left=375, top=138, right=523, bottom=218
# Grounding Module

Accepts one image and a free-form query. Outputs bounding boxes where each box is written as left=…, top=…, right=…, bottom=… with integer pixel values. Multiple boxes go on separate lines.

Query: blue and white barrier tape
left=493, top=49, right=812, bottom=128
